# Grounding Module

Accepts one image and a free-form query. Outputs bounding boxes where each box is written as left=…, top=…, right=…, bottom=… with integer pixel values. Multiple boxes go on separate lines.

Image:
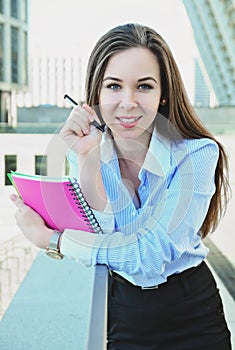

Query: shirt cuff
left=60, top=229, right=106, bottom=267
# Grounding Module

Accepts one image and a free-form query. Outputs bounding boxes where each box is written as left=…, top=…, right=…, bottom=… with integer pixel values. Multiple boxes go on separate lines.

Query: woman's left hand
left=10, top=194, right=53, bottom=249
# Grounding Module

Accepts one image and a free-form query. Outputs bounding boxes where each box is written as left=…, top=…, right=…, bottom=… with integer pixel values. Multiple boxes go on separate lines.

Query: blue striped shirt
left=60, top=127, right=219, bottom=287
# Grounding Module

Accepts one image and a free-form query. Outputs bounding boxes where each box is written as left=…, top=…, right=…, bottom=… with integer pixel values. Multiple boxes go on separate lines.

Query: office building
left=194, top=58, right=210, bottom=107
left=0, top=0, right=29, bottom=126
left=183, top=0, right=235, bottom=106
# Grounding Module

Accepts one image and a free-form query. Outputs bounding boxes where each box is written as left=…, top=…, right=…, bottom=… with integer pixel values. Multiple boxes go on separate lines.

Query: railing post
left=85, top=265, right=108, bottom=350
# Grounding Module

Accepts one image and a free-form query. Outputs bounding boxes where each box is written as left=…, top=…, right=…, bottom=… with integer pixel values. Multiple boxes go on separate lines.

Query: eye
left=106, top=83, right=121, bottom=91
left=138, top=83, right=153, bottom=90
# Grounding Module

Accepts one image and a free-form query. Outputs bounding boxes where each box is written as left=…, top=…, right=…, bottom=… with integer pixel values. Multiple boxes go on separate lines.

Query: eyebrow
left=103, top=76, right=158, bottom=84
left=138, top=77, right=158, bottom=84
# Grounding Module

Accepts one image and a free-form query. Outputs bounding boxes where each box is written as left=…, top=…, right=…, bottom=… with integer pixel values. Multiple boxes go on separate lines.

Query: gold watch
left=46, top=230, right=64, bottom=260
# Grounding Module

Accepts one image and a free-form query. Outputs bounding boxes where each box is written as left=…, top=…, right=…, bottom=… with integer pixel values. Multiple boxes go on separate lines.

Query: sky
left=28, top=0, right=199, bottom=102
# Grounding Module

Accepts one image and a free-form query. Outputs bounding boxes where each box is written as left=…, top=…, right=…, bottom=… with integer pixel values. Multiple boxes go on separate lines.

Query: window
left=11, top=0, right=18, bottom=19
left=23, top=31, right=28, bottom=85
left=0, top=0, right=4, bottom=14
left=11, top=27, right=18, bottom=83
left=35, top=155, right=47, bottom=176
left=5, top=155, right=17, bottom=185
left=23, top=0, right=28, bottom=23
left=0, top=24, right=4, bottom=81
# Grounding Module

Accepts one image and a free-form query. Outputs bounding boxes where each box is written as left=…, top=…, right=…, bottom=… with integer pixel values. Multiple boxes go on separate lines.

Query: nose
left=119, top=89, right=137, bottom=110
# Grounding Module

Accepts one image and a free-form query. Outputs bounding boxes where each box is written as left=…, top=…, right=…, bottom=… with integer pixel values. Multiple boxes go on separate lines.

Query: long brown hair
left=85, top=23, right=230, bottom=237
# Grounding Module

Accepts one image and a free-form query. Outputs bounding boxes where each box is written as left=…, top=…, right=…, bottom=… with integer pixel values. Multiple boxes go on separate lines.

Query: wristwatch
left=46, top=230, right=64, bottom=260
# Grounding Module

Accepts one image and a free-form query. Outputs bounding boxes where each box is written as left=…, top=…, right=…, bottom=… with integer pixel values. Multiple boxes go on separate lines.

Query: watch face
left=46, top=249, right=64, bottom=260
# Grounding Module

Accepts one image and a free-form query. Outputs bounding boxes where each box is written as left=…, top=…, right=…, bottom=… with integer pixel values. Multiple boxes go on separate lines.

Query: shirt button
left=142, top=185, right=146, bottom=190
left=132, top=211, right=136, bottom=216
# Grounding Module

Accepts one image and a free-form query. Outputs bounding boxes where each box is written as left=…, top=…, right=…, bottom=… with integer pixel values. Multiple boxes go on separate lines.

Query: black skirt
left=107, top=261, right=232, bottom=350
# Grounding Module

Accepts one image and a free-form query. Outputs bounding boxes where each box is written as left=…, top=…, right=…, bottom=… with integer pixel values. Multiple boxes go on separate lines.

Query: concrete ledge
left=0, top=251, right=107, bottom=350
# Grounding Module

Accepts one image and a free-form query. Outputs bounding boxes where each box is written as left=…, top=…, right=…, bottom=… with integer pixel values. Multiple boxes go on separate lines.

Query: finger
left=82, top=103, right=95, bottom=116
left=73, top=118, right=90, bottom=135
left=10, top=194, right=27, bottom=213
left=82, top=104, right=99, bottom=123
left=82, top=104, right=104, bottom=131
left=61, top=119, right=86, bottom=138
left=69, top=108, right=92, bottom=134
left=67, top=119, right=87, bottom=137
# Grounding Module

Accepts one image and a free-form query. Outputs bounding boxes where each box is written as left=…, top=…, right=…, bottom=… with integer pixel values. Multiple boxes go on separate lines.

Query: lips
left=116, top=116, right=142, bottom=128
left=116, top=116, right=141, bottom=128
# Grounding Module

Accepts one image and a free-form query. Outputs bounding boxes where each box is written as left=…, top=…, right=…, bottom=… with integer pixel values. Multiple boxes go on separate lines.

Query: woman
left=11, top=23, right=231, bottom=349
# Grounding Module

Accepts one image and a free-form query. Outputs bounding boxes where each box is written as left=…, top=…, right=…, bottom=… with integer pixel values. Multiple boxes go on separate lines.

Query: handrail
left=0, top=251, right=108, bottom=349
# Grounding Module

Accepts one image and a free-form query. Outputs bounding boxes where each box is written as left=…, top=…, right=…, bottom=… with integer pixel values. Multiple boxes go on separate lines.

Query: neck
left=113, top=130, right=152, bottom=165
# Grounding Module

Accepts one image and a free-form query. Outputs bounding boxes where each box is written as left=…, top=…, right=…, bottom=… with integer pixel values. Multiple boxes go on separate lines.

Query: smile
left=115, top=116, right=142, bottom=129
left=116, top=116, right=141, bottom=123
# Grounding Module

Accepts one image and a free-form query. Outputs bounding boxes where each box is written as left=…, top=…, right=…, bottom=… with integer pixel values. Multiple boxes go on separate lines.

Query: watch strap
left=46, top=230, right=64, bottom=259
left=49, top=230, right=62, bottom=250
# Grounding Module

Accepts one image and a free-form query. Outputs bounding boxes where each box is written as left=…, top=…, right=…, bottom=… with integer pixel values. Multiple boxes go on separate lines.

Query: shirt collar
left=100, top=126, right=171, bottom=177
left=142, top=126, right=171, bottom=177
left=100, top=130, right=117, bottom=163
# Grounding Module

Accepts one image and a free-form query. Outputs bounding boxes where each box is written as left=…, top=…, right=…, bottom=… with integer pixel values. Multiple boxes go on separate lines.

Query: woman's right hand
left=60, top=103, right=103, bottom=157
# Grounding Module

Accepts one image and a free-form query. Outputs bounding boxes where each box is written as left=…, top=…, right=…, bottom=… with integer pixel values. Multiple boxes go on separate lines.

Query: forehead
left=104, top=47, right=160, bottom=78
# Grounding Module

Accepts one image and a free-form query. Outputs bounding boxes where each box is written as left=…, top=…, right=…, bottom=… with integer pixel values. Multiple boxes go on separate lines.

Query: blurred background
left=0, top=0, right=234, bottom=347
left=1, top=0, right=235, bottom=131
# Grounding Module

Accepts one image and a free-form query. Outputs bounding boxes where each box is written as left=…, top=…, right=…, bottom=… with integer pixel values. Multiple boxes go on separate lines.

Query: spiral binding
left=67, top=178, right=103, bottom=234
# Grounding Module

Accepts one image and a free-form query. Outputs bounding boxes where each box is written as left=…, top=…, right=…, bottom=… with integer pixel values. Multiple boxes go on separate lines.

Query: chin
left=112, top=128, right=148, bottom=141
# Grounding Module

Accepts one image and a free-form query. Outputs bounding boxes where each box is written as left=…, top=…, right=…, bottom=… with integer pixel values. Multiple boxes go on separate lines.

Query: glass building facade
left=183, top=0, right=235, bottom=106
left=0, top=0, right=29, bottom=124
left=194, top=58, right=210, bottom=107
left=0, top=23, right=4, bottom=82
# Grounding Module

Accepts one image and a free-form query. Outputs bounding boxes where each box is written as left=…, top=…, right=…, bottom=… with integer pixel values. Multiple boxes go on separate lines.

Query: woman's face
left=99, top=47, right=162, bottom=142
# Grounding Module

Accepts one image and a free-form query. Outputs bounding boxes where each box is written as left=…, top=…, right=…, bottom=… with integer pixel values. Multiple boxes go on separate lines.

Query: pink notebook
left=8, top=172, right=102, bottom=233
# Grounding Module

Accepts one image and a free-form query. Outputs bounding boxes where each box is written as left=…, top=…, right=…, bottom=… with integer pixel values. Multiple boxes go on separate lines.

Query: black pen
left=64, top=94, right=105, bottom=132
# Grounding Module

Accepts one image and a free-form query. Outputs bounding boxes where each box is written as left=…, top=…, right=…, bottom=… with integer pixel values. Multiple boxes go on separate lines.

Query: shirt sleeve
left=61, top=139, right=219, bottom=278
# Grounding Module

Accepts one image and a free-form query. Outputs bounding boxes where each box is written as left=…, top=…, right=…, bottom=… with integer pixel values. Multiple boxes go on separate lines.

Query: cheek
left=139, top=95, right=160, bottom=113
left=99, top=90, right=119, bottom=105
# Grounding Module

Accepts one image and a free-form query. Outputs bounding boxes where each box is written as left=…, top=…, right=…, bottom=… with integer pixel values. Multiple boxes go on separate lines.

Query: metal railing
left=0, top=235, right=39, bottom=319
